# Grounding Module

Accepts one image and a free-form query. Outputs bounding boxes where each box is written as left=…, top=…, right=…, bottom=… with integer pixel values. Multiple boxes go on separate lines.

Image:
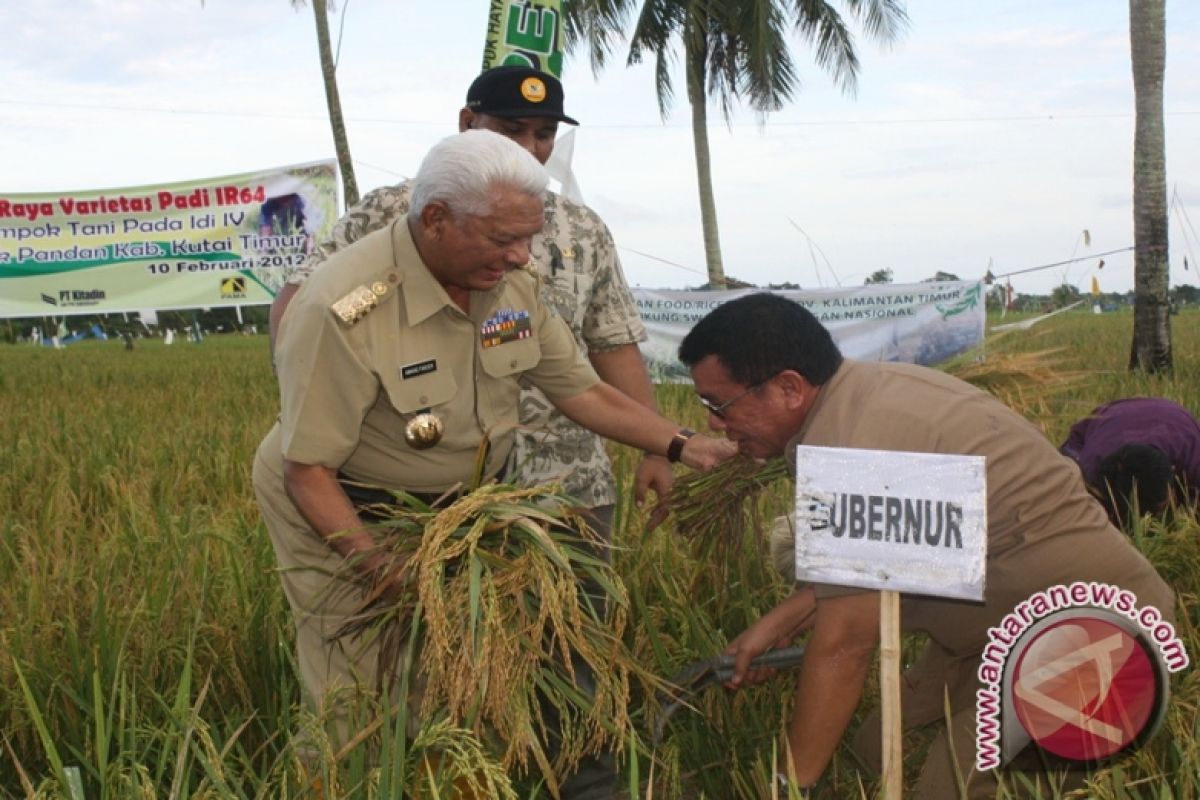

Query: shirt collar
left=390, top=219, right=506, bottom=325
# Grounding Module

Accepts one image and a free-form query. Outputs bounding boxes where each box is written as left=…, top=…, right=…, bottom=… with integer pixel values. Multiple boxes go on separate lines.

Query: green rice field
left=1, top=308, right=1198, bottom=798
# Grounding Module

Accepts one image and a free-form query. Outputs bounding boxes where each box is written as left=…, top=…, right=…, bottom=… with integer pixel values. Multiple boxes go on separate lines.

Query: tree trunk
left=312, top=0, right=359, bottom=207
left=1128, top=0, right=1170, bottom=372
left=685, top=33, right=726, bottom=289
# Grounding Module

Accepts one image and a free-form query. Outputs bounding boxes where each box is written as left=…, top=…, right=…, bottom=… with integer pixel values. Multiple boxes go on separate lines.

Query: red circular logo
left=1011, top=617, right=1159, bottom=761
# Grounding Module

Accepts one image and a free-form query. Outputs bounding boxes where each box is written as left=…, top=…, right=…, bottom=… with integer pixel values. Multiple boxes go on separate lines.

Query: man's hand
left=282, top=461, right=393, bottom=591
left=679, top=434, right=739, bottom=471
left=724, top=622, right=787, bottom=688
left=634, top=454, right=674, bottom=504
left=786, top=591, right=881, bottom=786
left=634, top=454, right=675, bottom=529
left=724, top=587, right=817, bottom=688
left=358, top=549, right=415, bottom=607
left=552, top=384, right=738, bottom=469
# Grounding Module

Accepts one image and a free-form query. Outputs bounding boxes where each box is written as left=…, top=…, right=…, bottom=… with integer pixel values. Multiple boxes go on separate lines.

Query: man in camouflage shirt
left=272, top=66, right=672, bottom=519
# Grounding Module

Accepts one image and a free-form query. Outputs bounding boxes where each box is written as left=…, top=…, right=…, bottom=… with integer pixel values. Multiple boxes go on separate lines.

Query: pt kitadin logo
left=42, top=289, right=106, bottom=308
left=220, top=276, right=247, bottom=299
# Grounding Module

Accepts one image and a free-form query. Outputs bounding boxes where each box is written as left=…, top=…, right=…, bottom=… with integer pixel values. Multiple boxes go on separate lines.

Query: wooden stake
left=880, top=589, right=903, bottom=799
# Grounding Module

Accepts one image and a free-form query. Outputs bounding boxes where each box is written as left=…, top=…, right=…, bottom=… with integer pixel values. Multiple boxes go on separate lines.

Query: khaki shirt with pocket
left=789, top=359, right=1174, bottom=657
left=271, top=218, right=600, bottom=494
left=286, top=183, right=645, bottom=507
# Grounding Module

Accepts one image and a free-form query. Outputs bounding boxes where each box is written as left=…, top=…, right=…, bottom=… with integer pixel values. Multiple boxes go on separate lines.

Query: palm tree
left=1128, top=0, right=1170, bottom=372
left=293, top=0, right=359, bottom=206
left=566, top=0, right=907, bottom=287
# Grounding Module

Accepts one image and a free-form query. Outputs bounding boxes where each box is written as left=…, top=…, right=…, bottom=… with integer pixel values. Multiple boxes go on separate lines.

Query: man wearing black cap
left=460, top=64, right=579, bottom=162
left=270, top=66, right=665, bottom=799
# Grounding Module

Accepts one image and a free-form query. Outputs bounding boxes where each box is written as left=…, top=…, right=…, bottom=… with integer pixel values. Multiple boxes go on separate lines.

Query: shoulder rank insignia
left=519, top=259, right=543, bottom=291
left=331, top=283, right=387, bottom=326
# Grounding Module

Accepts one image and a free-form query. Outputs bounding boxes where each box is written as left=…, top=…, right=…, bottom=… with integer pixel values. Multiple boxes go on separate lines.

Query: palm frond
left=791, top=0, right=862, bottom=95
left=736, top=0, right=797, bottom=114
left=562, top=0, right=638, bottom=74
left=838, top=0, right=909, bottom=44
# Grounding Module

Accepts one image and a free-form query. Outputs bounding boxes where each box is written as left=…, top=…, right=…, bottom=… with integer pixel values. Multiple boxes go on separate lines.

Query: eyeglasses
left=698, top=376, right=773, bottom=419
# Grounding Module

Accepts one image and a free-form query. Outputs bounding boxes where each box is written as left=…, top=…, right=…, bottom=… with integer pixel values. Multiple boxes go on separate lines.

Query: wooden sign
left=793, top=445, right=987, bottom=601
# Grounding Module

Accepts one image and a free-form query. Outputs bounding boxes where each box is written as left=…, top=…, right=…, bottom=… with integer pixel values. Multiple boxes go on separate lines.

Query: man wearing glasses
left=676, top=292, right=1173, bottom=798
left=697, top=376, right=776, bottom=423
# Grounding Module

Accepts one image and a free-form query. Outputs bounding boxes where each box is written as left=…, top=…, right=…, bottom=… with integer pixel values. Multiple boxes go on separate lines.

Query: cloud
left=3, top=0, right=1197, bottom=297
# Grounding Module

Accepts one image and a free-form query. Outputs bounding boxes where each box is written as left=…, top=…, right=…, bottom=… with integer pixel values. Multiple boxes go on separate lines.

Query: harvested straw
left=940, top=346, right=1086, bottom=422
left=670, top=456, right=789, bottom=542
left=668, top=456, right=791, bottom=558
left=335, top=483, right=653, bottom=795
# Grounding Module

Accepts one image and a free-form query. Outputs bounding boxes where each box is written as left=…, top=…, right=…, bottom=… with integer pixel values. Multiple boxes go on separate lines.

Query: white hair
left=408, top=129, right=548, bottom=222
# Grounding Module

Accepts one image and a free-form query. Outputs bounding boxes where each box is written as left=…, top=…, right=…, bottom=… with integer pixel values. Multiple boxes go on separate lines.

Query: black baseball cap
left=465, top=66, right=579, bottom=126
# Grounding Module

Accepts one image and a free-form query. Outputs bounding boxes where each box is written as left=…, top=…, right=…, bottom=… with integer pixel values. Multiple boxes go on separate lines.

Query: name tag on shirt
left=480, top=308, right=532, bottom=348
left=401, top=359, right=437, bottom=379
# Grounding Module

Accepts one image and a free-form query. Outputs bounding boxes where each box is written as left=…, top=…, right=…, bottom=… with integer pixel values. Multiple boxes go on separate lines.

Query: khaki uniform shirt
left=269, top=219, right=599, bottom=494
left=287, top=183, right=646, bottom=506
left=790, top=359, right=1173, bottom=658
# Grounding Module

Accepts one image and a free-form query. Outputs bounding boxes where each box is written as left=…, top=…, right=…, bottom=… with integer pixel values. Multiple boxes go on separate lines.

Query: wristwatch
left=666, top=428, right=696, bottom=463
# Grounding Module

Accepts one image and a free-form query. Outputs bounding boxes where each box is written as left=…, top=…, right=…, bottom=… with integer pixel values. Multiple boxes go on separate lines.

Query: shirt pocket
left=381, top=368, right=458, bottom=414
left=476, top=338, right=542, bottom=433
left=478, top=337, right=541, bottom=381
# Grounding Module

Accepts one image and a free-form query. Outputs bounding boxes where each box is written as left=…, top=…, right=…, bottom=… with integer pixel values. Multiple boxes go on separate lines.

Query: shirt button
left=419, top=395, right=428, bottom=404
left=510, top=359, right=518, bottom=369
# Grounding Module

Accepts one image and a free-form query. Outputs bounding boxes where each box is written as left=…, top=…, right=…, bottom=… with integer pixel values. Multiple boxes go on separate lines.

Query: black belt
left=337, top=470, right=506, bottom=522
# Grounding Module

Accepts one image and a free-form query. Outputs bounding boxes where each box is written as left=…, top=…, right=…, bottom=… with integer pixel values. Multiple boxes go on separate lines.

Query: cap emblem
left=520, top=77, right=547, bottom=103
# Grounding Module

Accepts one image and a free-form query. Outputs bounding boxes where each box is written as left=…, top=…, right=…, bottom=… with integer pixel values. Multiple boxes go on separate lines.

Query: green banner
left=482, top=0, right=563, bottom=77
left=0, top=161, right=338, bottom=318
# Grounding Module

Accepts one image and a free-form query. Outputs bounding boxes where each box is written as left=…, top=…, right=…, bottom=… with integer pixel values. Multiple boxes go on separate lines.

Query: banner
left=482, top=0, right=564, bottom=77
left=633, top=281, right=985, bottom=382
left=0, top=161, right=338, bottom=318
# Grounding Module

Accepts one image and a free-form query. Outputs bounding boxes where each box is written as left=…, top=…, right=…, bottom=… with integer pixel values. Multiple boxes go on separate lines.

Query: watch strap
left=667, top=428, right=696, bottom=463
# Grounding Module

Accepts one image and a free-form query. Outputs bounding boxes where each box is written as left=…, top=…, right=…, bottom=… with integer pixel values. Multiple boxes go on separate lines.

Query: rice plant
left=0, top=308, right=1197, bottom=798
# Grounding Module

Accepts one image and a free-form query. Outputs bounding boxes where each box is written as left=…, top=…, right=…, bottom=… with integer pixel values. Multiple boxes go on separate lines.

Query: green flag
left=482, top=0, right=563, bottom=77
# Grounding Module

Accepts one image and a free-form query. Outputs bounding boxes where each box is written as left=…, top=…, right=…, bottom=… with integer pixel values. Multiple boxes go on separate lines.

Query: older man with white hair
left=254, top=129, right=734, bottom=790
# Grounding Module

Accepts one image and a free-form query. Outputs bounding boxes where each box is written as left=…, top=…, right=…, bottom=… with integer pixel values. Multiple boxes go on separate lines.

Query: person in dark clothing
left=1060, top=397, right=1200, bottom=525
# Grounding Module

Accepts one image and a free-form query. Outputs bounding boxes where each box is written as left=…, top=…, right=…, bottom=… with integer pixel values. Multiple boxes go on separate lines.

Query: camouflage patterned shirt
left=287, top=183, right=647, bottom=507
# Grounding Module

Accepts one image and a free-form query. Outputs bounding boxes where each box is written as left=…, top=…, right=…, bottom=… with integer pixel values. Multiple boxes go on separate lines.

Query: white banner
left=633, top=281, right=985, bottom=382
left=0, top=161, right=338, bottom=318
left=793, top=446, right=987, bottom=601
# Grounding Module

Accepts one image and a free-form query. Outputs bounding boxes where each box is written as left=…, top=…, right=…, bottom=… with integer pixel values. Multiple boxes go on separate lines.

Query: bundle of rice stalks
left=940, top=346, right=1087, bottom=422
left=335, top=483, right=657, bottom=796
left=668, top=456, right=791, bottom=556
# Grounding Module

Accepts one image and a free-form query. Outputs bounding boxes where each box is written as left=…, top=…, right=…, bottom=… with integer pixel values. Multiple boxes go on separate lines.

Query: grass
left=0, top=308, right=1198, bottom=798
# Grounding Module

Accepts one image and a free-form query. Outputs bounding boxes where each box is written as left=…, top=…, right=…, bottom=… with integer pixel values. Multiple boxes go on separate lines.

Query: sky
left=2, top=0, right=1198, bottom=295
